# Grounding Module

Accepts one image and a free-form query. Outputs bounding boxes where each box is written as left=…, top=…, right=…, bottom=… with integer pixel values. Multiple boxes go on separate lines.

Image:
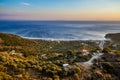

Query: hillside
left=105, top=33, right=120, bottom=44
left=105, top=33, right=120, bottom=50
left=0, top=32, right=99, bottom=56
left=0, top=32, right=120, bottom=80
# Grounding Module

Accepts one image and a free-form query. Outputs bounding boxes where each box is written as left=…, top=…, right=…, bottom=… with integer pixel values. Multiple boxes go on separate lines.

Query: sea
left=0, top=21, right=120, bottom=40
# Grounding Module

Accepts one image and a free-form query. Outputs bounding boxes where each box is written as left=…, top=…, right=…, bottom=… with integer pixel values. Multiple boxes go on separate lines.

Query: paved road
left=76, top=41, right=105, bottom=67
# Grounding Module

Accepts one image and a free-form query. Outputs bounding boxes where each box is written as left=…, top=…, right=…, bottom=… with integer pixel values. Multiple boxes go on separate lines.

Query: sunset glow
left=0, top=0, right=120, bottom=20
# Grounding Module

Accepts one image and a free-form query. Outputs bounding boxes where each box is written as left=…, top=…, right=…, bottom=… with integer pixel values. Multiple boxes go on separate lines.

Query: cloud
left=21, top=2, right=30, bottom=6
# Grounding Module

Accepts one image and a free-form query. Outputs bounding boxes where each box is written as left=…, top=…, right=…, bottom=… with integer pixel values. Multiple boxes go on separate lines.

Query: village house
left=41, top=54, right=47, bottom=59
left=81, top=49, right=89, bottom=56
left=63, top=64, right=69, bottom=68
left=10, top=50, right=23, bottom=56
left=10, top=50, right=15, bottom=54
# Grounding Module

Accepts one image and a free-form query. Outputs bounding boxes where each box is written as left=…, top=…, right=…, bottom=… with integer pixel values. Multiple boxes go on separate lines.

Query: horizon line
left=0, top=19, right=120, bottom=22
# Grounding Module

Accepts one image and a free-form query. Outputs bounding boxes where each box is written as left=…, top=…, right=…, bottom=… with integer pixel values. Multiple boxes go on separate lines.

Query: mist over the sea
left=0, top=21, right=120, bottom=40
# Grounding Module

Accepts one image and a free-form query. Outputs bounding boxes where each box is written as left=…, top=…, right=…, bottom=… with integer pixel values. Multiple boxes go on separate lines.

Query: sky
left=0, top=0, right=120, bottom=20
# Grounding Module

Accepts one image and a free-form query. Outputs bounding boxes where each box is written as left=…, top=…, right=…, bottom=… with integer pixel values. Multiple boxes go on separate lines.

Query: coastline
left=1, top=32, right=110, bottom=41
left=0, top=32, right=120, bottom=80
left=21, top=35, right=109, bottom=41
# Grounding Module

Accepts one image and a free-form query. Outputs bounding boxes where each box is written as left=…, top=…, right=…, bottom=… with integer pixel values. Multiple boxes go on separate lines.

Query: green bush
left=53, top=75, right=60, bottom=80
left=0, top=72, right=12, bottom=80
left=103, top=47, right=111, bottom=53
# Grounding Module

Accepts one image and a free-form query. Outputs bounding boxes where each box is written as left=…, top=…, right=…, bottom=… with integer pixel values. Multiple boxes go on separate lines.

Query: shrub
left=47, top=78, right=53, bottom=80
left=0, top=72, right=12, bottom=80
left=103, top=47, right=111, bottom=53
left=53, top=75, right=60, bottom=80
left=73, top=73, right=79, bottom=80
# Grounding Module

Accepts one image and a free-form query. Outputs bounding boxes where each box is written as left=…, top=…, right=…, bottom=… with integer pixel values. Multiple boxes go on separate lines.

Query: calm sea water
left=0, top=21, right=120, bottom=40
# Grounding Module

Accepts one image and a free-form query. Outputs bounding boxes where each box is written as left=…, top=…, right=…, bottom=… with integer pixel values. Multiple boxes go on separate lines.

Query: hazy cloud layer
left=20, top=2, right=30, bottom=6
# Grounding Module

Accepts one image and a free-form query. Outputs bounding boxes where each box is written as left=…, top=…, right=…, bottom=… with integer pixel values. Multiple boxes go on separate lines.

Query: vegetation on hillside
left=0, top=32, right=120, bottom=80
left=105, top=33, right=120, bottom=43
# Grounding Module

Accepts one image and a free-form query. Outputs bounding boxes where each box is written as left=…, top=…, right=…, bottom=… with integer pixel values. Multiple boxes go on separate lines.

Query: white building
left=10, top=50, right=15, bottom=54
left=63, top=64, right=69, bottom=68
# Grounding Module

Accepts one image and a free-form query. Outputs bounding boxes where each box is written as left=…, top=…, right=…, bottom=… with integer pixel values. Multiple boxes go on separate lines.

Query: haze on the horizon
left=0, top=0, right=120, bottom=21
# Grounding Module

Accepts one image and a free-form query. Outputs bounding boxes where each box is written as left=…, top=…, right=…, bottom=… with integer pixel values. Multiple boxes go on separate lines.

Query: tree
left=72, top=67, right=82, bottom=74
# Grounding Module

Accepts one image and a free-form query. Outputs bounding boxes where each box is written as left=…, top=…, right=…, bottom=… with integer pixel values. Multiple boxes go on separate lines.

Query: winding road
left=76, top=41, right=105, bottom=67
